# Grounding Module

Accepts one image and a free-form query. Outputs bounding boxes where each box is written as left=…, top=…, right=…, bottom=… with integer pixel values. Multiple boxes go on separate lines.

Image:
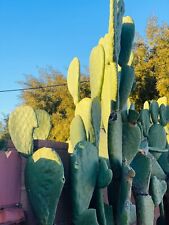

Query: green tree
left=20, top=68, right=90, bottom=142
left=0, top=115, right=10, bottom=149
left=131, top=17, right=169, bottom=109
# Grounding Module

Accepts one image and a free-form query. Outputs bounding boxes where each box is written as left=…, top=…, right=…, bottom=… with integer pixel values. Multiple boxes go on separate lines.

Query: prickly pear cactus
left=33, top=109, right=51, bottom=140
left=66, top=0, right=169, bottom=224
left=70, top=141, right=99, bottom=225
left=25, top=147, right=65, bottom=225
left=67, top=57, right=80, bottom=106
left=8, top=105, right=37, bottom=155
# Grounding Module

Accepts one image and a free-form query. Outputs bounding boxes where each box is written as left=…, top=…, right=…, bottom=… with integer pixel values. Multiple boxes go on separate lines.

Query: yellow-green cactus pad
left=89, top=45, right=105, bottom=99
left=67, top=57, right=80, bottom=105
left=8, top=105, right=37, bottom=155
left=25, top=147, right=65, bottom=225
left=75, top=98, right=95, bottom=143
left=101, top=63, right=118, bottom=131
left=70, top=115, right=87, bottom=150
left=143, top=101, right=150, bottom=110
left=157, top=96, right=167, bottom=106
left=99, top=33, right=114, bottom=64
left=33, top=109, right=51, bottom=140
left=119, top=16, right=135, bottom=67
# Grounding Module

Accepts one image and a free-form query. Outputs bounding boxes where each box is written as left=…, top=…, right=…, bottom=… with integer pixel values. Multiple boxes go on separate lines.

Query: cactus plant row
left=3, top=0, right=169, bottom=225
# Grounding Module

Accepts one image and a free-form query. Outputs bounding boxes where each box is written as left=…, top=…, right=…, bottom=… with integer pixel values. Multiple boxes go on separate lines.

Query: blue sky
left=0, top=0, right=169, bottom=119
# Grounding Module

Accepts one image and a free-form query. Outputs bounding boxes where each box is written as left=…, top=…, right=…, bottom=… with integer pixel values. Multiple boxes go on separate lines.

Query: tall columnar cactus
left=67, top=0, right=169, bottom=225
left=67, top=0, right=141, bottom=224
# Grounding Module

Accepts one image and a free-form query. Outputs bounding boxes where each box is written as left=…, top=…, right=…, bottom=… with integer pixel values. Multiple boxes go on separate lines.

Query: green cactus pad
left=8, top=105, right=37, bottom=155
left=127, top=109, right=139, bottom=124
left=119, top=16, right=135, bottom=67
left=96, top=158, right=112, bottom=189
left=150, top=176, right=167, bottom=207
left=99, top=129, right=109, bottom=158
left=159, top=104, right=167, bottom=126
left=129, top=203, right=136, bottom=225
left=158, top=152, right=169, bottom=174
left=90, top=45, right=105, bottom=99
left=108, top=111, right=122, bottom=177
left=75, top=209, right=99, bottom=225
left=101, top=63, right=118, bottom=131
left=139, top=109, right=150, bottom=137
left=104, top=204, right=114, bottom=225
left=67, top=57, right=80, bottom=105
left=119, top=65, right=135, bottom=110
left=148, top=153, right=166, bottom=180
left=91, top=97, right=101, bottom=149
left=70, top=115, right=87, bottom=150
left=99, top=33, right=113, bottom=64
left=25, top=147, right=65, bottom=225
left=127, top=51, right=134, bottom=66
left=135, top=195, right=154, bottom=225
left=131, top=153, right=152, bottom=195
left=33, top=109, right=51, bottom=140
left=71, top=141, right=99, bottom=223
left=117, top=163, right=135, bottom=225
left=150, top=101, right=159, bottom=124
left=75, top=98, right=95, bottom=143
left=148, top=124, right=167, bottom=159
left=109, top=0, right=124, bottom=62
left=122, top=122, right=141, bottom=164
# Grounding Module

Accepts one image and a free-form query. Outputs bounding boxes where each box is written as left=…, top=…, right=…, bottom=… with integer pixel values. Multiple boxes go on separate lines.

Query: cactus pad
left=8, top=105, right=37, bottom=155
left=71, top=141, right=99, bottom=224
left=119, top=16, right=135, bottom=66
left=91, top=97, right=101, bottom=148
left=135, top=195, right=154, bottom=225
left=150, top=176, right=167, bottom=207
left=75, top=98, right=95, bottom=143
left=33, top=109, right=51, bottom=140
left=96, top=158, right=112, bottom=189
left=101, top=63, right=118, bottom=131
left=90, top=45, right=105, bottom=99
left=67, top=57, right=80, bottom=105
left=131, top=153, right=152, bottom=195
left=25, top=147, right=65, bottom=225
left=70, top=115, right=87, bottom=150
left=119, top=65, right=135, bottom=110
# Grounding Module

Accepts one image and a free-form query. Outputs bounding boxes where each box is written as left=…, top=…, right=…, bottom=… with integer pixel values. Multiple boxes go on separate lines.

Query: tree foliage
left=20, top=68, right=90, bottom=142
left=131, top=17, right=169, bottom=110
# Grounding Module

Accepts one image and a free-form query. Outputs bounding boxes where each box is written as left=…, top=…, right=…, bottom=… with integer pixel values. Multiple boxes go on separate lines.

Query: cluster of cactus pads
left=67, top=0, right=169, bottom=225
left=7, top=105, right=65, bottom=225
left=2, top=1, right=169, bottom=225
